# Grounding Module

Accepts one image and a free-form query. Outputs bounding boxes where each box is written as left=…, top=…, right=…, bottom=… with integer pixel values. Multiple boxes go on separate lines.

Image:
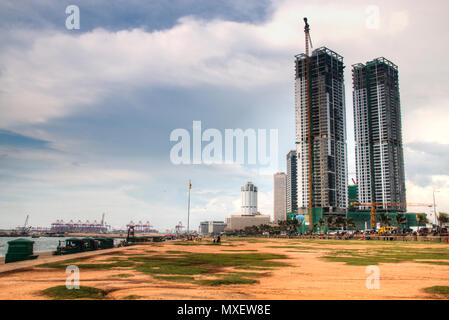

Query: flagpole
left=187, top=180, right=191, bottom=235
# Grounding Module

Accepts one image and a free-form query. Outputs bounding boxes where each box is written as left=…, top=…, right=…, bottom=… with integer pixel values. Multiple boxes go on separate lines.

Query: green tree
left=379, top=213, right=391, bottom=227
left=326, top=216, right=335, bottom=231
left=346, top=218, right=356, bottom=230
left=416, top=214, right=429, bottom=231
left=395, top=213, right=407, bottom=231
left=335, top=216, right=346, bottom=230
left=318, top=218, right=325, bottom=234
left=437, top=212, right=449, bottom=228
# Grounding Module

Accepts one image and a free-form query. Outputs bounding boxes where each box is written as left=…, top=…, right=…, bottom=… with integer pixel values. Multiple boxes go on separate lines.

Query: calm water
left=0, top=237, right=123, bottom=257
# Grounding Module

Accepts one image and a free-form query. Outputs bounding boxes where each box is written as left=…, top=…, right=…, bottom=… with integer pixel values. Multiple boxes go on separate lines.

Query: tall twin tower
left=293, top=47, right=406, bottom=215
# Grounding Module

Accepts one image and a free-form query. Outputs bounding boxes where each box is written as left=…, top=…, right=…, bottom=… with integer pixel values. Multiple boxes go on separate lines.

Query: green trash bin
left=5, top=238, right=39, bottom=264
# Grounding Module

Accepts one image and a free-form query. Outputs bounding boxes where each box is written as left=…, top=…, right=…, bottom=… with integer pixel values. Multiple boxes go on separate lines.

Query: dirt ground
left=0, top=238, right=448, bottom=300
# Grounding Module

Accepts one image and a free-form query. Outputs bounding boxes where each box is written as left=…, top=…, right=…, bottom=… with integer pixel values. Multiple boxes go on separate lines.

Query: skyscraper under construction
left=352, top=58, right=406, bottom=211
left=286, top=150, right=298, bottom=214
left=295, top=47, right=348, bottom=214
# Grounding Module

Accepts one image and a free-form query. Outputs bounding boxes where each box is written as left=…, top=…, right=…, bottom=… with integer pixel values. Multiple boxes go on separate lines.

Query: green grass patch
left=152, top=275, right=196, bottom=283
left=321, top=246, right=449, bottom=266
left=424, top=286, right=449, bottom=295
left=137, top=263, right=209, bottom=275
left=221, top=249, right=258, bottom=252
left=123, top=295, right=142, bottom=300
left=233, top=265, right=275, bottom=271
left=39, top=260, right=135, bottom=270
left=229, top=271, right=270, bottom=278
left=197, top=275, right=258, bottom=286
left=110, top=273, right=134, bottom=278
left=165, top=250, right=186, bottom=254
left=42, top=286, right=107, bottom=300
left=416, top=260, right=449, bottom=266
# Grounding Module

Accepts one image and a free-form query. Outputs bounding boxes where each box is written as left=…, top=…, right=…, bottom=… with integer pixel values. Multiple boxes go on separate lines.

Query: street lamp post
left=433, top=189, right=439, bottom=227
left=187, top=180, right=191, bottom=235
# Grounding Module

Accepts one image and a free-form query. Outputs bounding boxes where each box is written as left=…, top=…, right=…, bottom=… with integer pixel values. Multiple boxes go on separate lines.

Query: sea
left=0, top=237, right=123, bottom=257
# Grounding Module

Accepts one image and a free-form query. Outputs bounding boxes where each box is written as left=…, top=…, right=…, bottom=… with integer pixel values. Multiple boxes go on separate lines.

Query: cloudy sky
left=0, top=0, right=448, bottom=231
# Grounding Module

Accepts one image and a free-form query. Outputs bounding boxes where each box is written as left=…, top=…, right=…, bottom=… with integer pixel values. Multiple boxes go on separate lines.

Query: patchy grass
left=123, top=295, right=143, bottom=300
left=131, top=251, right=288, bottom=286
left=38, top=260, right=135, bottom=270
left=321, top=246, right=449, bottom=266
left=197, top=275, right=258, bottom=286
left=424, top=286, right=449, bottom=296
left=38, top=243, right=289, bottom=288
left=233, top=265, right=275, bottom=271
left=110, top=273, right=134, bottom=278
left=229, top=271, right=270, bottom=278
left=221, top=249, right=258, bottom=252
left=173, top=241, right=234, bottom=246
left=416, top=261, right=449, bottom=266
left=225, top=238, right=269, bottom=243
left=42, top=286, right=107, bottom=300
left=152, top=275, right=196, bottom=283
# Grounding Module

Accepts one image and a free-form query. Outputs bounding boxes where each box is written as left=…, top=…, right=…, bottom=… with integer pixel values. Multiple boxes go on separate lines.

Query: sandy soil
left=0, top=238, right=448, bottom=300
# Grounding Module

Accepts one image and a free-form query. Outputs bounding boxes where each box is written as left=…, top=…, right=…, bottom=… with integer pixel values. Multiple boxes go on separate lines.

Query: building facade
left=225, top=214, right=271, bottom=231
left=241, top=182, right=258, bottom=214
left=352, top=57, right=406, bottom=211
left=199, top=221, right=227, bottom=236
left=274, top=172, right=287, bottom=222
left=286, top=150, right=298, bottom=214
left=295, top=47, right=348, bottom=213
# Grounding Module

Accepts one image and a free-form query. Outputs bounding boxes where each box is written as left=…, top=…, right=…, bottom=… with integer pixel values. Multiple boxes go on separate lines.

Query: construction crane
left=303, top=17, right=314, bottom=231
left=350, top=202, right=433, bottom=229
left=23, top=214, right=30, bottom=235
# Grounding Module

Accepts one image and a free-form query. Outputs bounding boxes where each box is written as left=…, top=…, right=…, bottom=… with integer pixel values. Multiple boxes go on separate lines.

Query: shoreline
left=0, top=246, right=128, bottom=274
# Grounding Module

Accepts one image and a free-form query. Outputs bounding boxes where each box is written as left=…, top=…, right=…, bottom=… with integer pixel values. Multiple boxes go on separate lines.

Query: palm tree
left=395, top=213, right=407, bottom=232
left=379, top=213, right=391, bottom=227
left=326, top=216, right=335, bottom=232
left=416, top=214, right=429, bottom=232
left=346, top=218, right=356, bottom=230
left=335, top=216, right=346, bottom=230
left=318, top=218, right=325, bottom=234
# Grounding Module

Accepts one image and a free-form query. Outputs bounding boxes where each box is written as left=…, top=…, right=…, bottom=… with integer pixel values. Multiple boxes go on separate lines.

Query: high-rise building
left=273, top=172, right=287, bottom=222
left=352, top=57, right=406, bottom=211
left=241, top=182, right=258, bottom=214
left=286, top=150, right=298, bottom=214
left=295, top=47, right=348, bottom=213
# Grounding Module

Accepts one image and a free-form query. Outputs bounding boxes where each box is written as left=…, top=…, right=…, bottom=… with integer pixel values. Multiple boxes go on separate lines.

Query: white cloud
left=0, top=0, right=418, bottom=129
left=1, top=0, right=448, bottom=229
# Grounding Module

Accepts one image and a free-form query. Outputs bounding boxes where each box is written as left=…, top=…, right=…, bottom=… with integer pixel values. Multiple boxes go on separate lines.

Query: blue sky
left=0, top=0, right=448, bottom=231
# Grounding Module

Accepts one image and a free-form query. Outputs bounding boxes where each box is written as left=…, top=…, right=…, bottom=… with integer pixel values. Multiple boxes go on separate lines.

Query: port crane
left=21, top=214, right=31, bottom=235
left=350, top=202, right=433, bottom=229
left=175, top=221, right=185, bottom=234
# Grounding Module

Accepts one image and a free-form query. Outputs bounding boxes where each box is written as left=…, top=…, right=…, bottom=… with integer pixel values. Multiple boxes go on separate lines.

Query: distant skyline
left=0, top=0, right=448, bottom=230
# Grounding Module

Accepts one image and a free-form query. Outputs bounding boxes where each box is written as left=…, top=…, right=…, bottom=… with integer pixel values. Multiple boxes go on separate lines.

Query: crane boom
left=303, top=17, right=314, bottom=232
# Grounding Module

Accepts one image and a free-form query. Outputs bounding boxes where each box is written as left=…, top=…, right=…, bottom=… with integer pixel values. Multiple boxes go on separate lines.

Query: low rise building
left=199, top=221, right=227, bottom=236
left=225, top=214, right=271, bottom=231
